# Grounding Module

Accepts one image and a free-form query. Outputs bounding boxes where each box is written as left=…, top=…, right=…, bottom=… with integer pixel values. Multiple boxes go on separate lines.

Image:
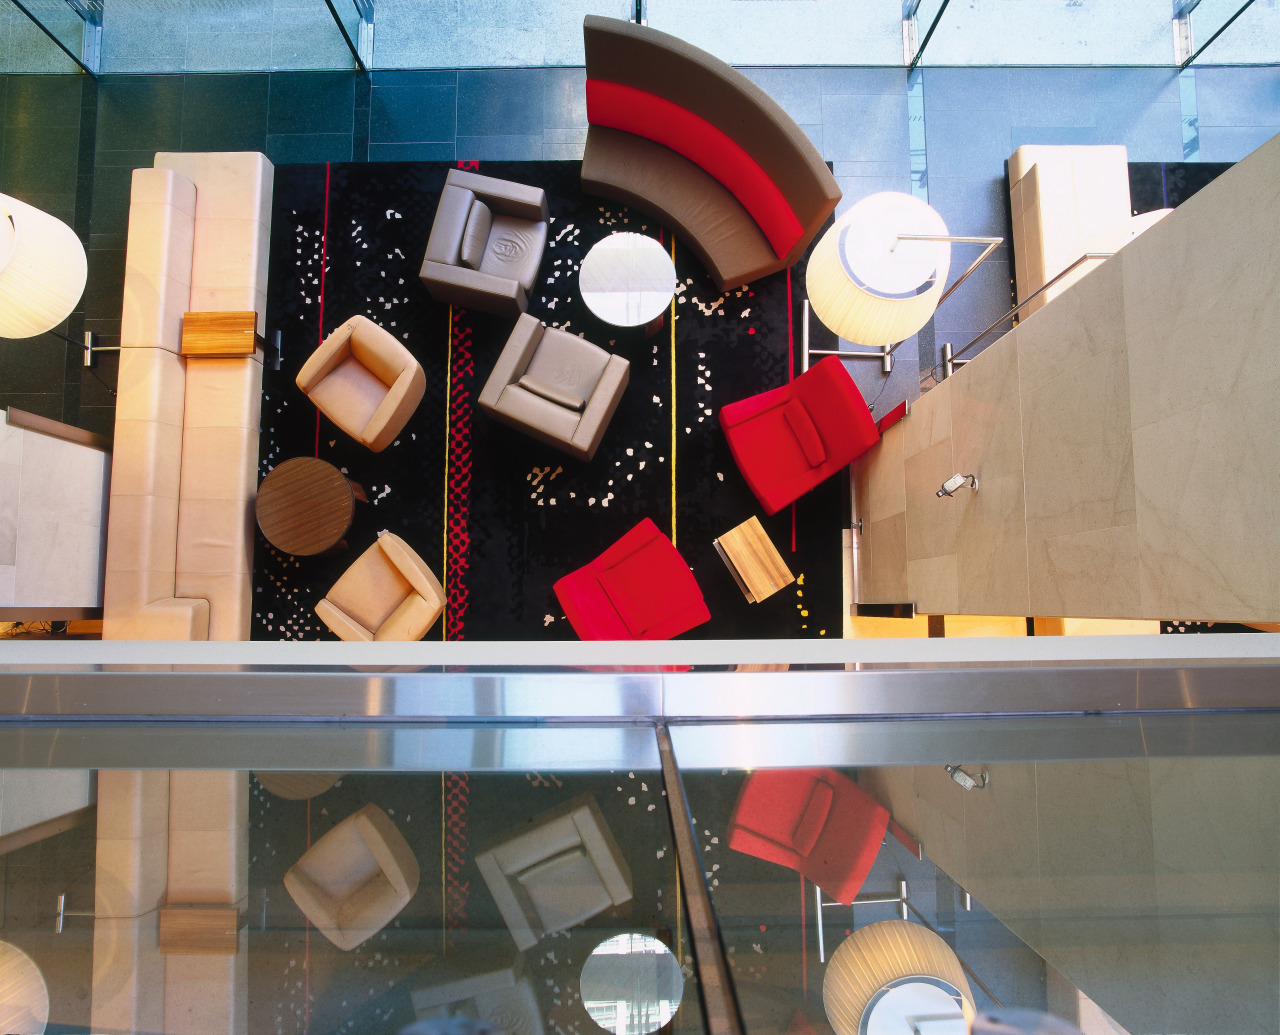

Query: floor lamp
left=0, top=192, right=110, bottom=366
left=823, top=919, right=976, bottom=1035
left=805, top=191, right=1001, bottom=374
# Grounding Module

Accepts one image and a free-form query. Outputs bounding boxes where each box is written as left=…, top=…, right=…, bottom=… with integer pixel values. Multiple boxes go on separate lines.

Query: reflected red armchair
left=726, top=767, right=889, bottom=904
left=719, top=355, right=879, bottom=515
left=554, top=517, right=710, bottom=640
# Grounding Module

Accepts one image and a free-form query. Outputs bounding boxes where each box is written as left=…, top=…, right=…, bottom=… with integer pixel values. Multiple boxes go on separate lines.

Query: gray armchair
left=479, top=313, right=629, bottom=462
left=419, top=169, right=549, bottom=318
left=475, top=793, right=633, bottom=951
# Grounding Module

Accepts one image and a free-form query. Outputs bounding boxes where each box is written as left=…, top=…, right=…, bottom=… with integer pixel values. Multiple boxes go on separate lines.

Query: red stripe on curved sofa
left=586, top=78, right=805, bottom=261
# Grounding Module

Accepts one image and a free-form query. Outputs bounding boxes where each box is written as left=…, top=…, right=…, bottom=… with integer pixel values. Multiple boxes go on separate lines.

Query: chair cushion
left=480, top=213, right=548, bottom=294
left=518, top=373, right=585, bottom=412
left=598, top=536, right=694, bottom=637
left=517, top=847, right=613, bottom=933
left=295, top=822, right=380, bottom=902
left=327, top=542, right=412, bottom=633
left=307, top=357, right=391, bottom=443
left=783, top=398, right=826, bottom=467
left=374, top=591, right=441, bottom=642
left=524, top=328, right=609, bottom=404
left=791, top=780, right=833, bottom=856
left=460, top=200, right=493, bottom=270
left=495, top=385, right=583, bottom=445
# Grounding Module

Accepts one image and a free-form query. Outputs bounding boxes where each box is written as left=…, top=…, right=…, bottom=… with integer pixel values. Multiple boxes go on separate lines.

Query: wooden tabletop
left=714, top=516, right=796, bottom=603
left=255, top=457, right=356, bottom=556
left=181, top=310, right=263, bottom=357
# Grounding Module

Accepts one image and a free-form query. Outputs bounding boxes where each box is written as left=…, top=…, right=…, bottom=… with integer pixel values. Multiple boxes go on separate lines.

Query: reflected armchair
left=476, top=793, right=633, bottom=951
left=296, top=315, right=425, bottom=452
left=727, top=767, right=889, bottom=904
left=420, top=169, right=549, bottom=318
left=284, top=803, right=420, bottom=950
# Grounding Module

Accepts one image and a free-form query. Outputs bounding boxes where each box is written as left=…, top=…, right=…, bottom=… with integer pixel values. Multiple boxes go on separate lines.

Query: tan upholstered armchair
left=296, top=315, right=425, bottom=452
left=315, top=532, right=445, bottom=642
left=419, top=169, right=549, bottom=317
left=475, top=793, right=633, bottom=950
left=479, top=313, right=629, bottom=462
left=284, top=803, right=420, bottom=951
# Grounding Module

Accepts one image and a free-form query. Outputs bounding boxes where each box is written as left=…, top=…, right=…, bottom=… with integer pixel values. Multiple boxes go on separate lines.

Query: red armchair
left=719, top=355, right=880, bottom=515
left=726, top=767, right=889, bottom=904
left=554, top=517, right=710, bottom=639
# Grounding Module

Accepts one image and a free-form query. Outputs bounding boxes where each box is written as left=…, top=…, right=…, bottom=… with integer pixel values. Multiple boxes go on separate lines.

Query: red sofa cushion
left=586, top=78, right=804, bottom=261
left=790, top=780, right=833, bottom=856
left=783, top=399, right=826, bottom=467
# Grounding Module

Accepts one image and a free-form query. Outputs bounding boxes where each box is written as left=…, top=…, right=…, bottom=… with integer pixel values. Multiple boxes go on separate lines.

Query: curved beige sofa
left=103, top=152, right=273, bottom=640
left=582, top=16, right=840, bottom=290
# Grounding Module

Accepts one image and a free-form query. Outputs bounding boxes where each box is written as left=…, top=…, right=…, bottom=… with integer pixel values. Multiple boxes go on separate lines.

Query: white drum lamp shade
left=823, top=920, right=975, bottom=1035
left=807, top=192, right=951, bottom=349
left=0, top=192, right=89, bottom=338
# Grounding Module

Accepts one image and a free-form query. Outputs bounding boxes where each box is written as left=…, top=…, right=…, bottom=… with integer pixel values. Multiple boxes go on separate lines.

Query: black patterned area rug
left=255, top=160, right=843, bottom=641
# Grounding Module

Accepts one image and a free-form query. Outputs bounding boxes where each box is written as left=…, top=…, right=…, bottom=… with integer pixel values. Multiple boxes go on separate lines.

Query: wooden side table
left=180, top=310, right=264, bottom=357
left=714, top=516, right=795, bottom=603
left=255, top=457, right=364, bottom=556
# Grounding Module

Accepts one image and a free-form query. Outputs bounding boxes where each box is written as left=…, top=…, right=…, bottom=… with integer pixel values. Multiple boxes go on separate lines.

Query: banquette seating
left=103, top=151, right=273, bottom=640
left=581, top=16, right=841, bottom=291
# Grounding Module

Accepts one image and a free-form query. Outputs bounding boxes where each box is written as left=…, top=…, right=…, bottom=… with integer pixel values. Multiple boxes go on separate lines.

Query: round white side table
left=580, top=232, right=677, bottom=328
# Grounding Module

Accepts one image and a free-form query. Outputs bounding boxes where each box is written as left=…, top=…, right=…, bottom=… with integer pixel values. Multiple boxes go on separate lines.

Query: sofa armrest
left=315, top=598, right=374, bottom=642
left=376, top=534, right=445, bottom=609
left=362, top=360, right=426, bottom=452
left=570, top=354, right=629, bottom=461
left=283, top=867, right=340, bottom=934
left=296, top=321, right=355, bottom=393
left=476, top=849, right=538, bottom=951
left=479, top=314, right=544, bottom=411
left=420, top=261, right=527, bottom=316
left=109, top=597, right=210, bottom=641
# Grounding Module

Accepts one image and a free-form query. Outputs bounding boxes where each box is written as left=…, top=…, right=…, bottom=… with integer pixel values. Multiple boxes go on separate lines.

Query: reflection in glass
left=581, top=933, right=684, bottom=1035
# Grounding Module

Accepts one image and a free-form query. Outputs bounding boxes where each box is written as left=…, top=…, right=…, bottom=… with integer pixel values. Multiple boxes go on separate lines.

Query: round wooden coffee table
left=255, top=457, right=357, bottom=556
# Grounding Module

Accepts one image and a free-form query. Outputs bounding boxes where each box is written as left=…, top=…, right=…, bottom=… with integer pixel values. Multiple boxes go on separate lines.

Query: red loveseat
left=720, top=356, right=880, bottom=516
left=554, top=517, right=710, bottom=640
left=727, top=767, right=890, bottom=904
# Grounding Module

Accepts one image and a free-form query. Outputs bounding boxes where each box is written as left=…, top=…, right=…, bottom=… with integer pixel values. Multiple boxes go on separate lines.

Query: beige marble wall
left=852, top=129, right=1280, bottom=622
left=857, top=756, right=1280, bottom=1034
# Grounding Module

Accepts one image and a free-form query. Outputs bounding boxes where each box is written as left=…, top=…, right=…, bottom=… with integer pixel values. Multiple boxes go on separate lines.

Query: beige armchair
left=479, top=314, right=629, bottom=462
left=296, top=315, right=425, bottom=452
left=476, top=793, right=633, bottom=951
left=419, top=169, right=549, bottom=317
left=315, top=532, right=445, bottom=642
left=283, top=803, right=420, bottom=951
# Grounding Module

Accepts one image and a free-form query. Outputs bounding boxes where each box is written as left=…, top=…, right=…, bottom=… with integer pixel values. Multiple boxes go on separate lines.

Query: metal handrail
left=932, top=250, right=1114, bottom=381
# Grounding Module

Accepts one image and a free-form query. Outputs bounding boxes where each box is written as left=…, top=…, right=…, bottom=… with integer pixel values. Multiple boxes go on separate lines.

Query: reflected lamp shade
left=806, top=192, right=950, bottom=349
left=0, top=192, right=88, bottom=338
left=0, top=940, right=49, bottom=1034
left=823, top=920, right=975, bottom=1035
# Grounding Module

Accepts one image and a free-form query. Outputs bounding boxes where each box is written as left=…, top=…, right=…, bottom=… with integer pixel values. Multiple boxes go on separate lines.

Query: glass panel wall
left=671, top=712, right=1280, bottom=1035
left=915, top=0, right=1174, bottom=66
left=0, top=0, right=84, bottom=72
left=98, top=0, right=355, bottom=72
left=358, top=0, right=632, bottom=69
left=1190, top=0, right=1280, bottom=63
